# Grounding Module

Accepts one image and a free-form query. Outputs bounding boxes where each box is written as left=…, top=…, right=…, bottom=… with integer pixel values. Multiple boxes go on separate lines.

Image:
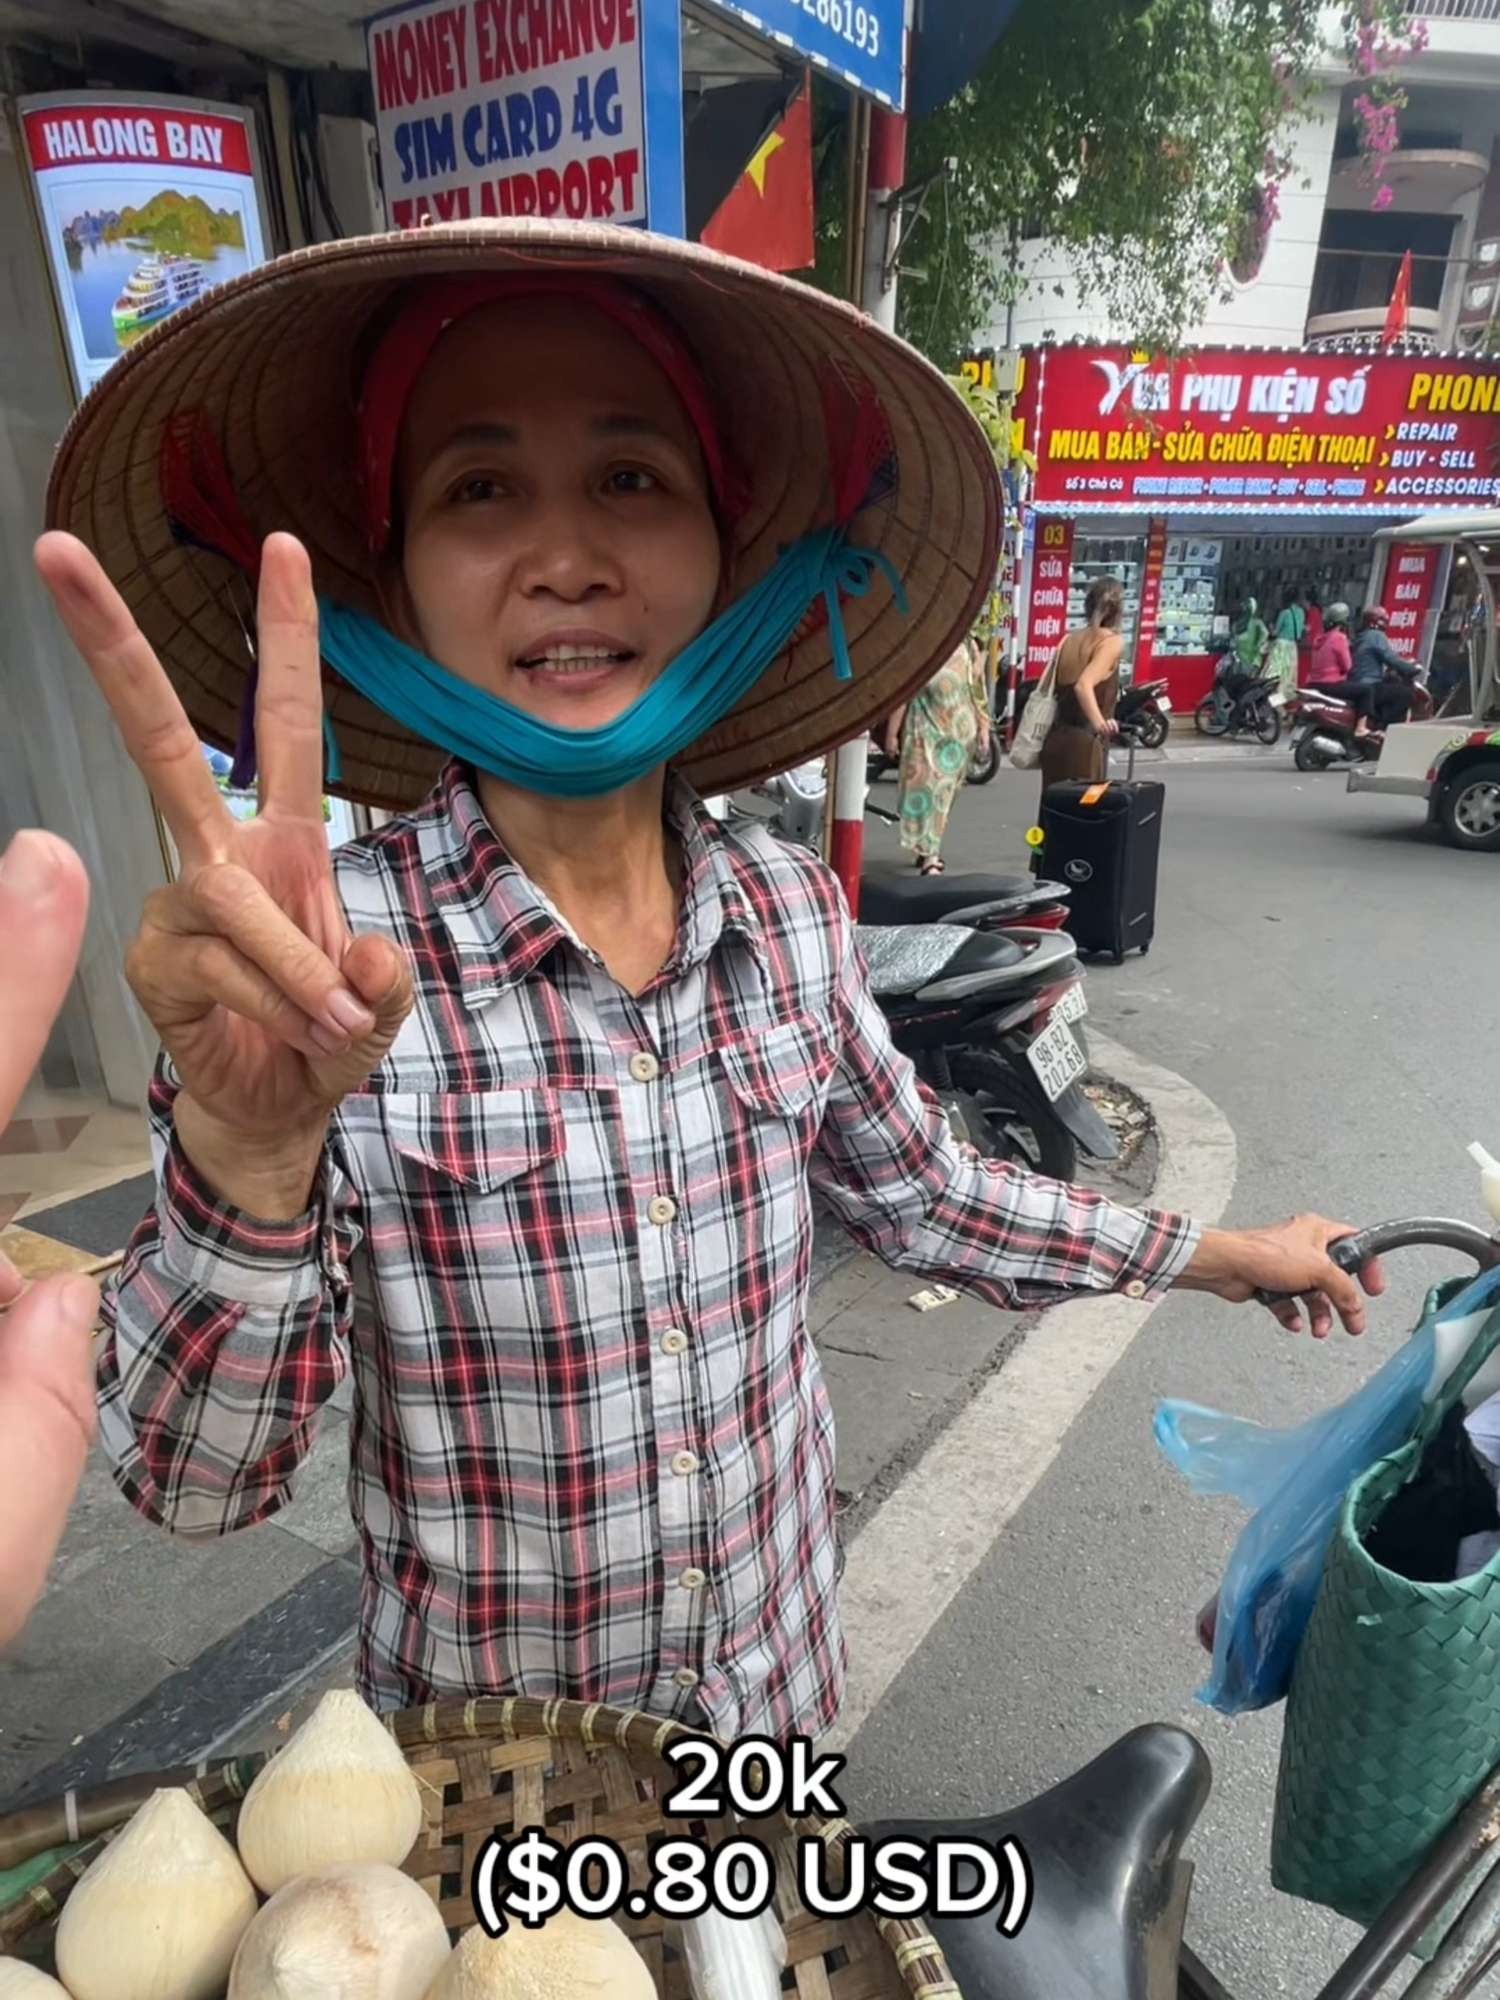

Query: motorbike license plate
left=1027, top=1015, right=1088, bottom=1102
left=1269, top=691, right=1287, bottom=708
left=1054, top=983, right=1088, bottom=1025
left=1158, top=698, right=1173, bottom=713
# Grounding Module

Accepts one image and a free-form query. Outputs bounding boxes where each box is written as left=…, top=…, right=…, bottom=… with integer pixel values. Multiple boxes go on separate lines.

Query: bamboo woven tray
left=0, top=1695, right=960, bottom=1999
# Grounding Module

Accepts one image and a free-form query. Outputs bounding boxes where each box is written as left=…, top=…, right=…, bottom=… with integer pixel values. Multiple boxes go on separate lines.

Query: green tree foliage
left=811, top=0, right=1420, bottom=367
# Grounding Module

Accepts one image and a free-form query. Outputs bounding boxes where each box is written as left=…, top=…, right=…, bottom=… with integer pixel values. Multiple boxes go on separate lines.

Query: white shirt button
left=1124, top=1279, right=1148, bottom=1300
left=648, top=1196, right=678, bottom=1226
left=629, top=1052, right=660, bottom=1083
left=673, top=1666, right=701, bottom=1689
left=660, top=1329, right=688, bottom=1355
left=680, top=1567, right=707, bottom=1590
left=671, top=1450, right=700, bottom=1477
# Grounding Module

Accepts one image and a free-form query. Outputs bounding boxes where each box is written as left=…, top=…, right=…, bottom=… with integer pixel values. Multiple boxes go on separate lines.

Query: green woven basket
left=1272, top=1285, right=1500, bottom=1926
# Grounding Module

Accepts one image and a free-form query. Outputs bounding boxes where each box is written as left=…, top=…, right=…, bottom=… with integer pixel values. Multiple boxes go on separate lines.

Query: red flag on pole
left=1383, top=249, right=1413, bottom=346
left=701, top=76, right=815, bottom=273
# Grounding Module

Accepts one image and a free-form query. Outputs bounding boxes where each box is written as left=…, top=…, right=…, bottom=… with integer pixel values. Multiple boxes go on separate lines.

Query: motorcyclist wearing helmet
left=1230, top=595, right=1269, bottom=673
left=1308, top=601, right=1353, bottom=685
left=1349, top=605, right=1421, bottom=737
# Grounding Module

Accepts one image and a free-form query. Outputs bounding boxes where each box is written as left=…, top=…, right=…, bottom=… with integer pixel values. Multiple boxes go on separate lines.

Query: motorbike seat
left=860, top=866, right=1049, bottom=925
left=857, top=924, right=1025, bottom=998
left=862, top=1724, right=1211, bottom=2000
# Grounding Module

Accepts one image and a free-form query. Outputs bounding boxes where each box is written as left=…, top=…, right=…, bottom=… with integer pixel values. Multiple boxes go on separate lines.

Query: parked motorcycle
left=1288, top=678, right=1434, bottom=773
left=741, top=767, right=1074, bottom=937
left=739, top=760, right=827, bottom=849
left=1116, top=675, right=1173, bottom=751
left=861, top=921, right=1115, bottom=1179
left=732, top=777, right=1109, bottom=1176
left=1195, top=662, right=1286, bottom=745
left=860, top=825, right=1073, bottom=936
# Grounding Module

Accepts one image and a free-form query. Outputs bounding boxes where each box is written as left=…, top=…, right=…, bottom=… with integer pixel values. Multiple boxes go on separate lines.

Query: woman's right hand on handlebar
left=33, top=532, right=414, bottom=1158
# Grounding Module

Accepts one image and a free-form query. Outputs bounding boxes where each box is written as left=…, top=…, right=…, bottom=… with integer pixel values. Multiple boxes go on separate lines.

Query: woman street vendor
left=34, top=222, right=1377, bottom=1734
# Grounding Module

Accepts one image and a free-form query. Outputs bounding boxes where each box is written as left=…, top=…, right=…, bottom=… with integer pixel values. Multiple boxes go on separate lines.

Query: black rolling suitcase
left=1036, top=766, right=1163, bottom=963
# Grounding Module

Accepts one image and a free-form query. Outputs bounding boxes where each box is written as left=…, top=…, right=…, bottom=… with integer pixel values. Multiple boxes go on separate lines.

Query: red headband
left=357, top=273, right=746, bottom=554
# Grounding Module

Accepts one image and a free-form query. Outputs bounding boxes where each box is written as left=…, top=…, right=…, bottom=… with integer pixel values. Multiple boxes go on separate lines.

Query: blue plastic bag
left=1156, top=1264, right=1500, bottom=1715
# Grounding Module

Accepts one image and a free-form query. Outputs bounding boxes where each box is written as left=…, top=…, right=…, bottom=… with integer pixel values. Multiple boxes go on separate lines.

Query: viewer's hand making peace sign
left=34, top=533, right=413, bottom=1213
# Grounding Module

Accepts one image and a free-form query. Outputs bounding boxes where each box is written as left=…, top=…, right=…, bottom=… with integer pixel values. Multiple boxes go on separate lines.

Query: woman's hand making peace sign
left=34, top=531, right=414, bottom=1216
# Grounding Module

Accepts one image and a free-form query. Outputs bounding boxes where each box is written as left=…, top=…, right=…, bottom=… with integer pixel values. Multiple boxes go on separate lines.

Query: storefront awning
left=908, top=0, right=1024, bottom=118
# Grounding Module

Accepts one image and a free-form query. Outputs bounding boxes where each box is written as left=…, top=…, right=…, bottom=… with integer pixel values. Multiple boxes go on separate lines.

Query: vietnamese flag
left=1383, top=249, right=1413, bottom=346
left=702, top=77, right=815, bottom=273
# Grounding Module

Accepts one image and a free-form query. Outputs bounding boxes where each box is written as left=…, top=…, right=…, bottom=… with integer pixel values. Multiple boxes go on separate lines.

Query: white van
left=1347, top=511, right=1500, bottom=851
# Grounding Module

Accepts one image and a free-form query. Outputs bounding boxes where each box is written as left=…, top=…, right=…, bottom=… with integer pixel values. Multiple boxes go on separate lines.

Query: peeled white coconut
left=54, top=1787, right=258, bottom=2000
left=227, top=1862, right=451, bottom=2000
left=0, top=1963, right=72, bottom=1997
left=422, top=1911, right=656, bottom=2000
left=235, top=1688, right=424, bottom=1894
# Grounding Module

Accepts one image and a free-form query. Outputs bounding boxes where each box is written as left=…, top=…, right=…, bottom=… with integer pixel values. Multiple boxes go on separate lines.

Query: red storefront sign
left=1135, top=518, right=1169, bottom=670
left=1017, top=347, right=1500, bottom=514
left=1379, top=542, right=1445, bottom=660
left=1025, top=519, right=1074, bottom=671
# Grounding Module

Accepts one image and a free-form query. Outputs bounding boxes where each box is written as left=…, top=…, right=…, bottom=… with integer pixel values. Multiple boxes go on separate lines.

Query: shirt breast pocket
left=382, top=1089, right=565, bottom=1195
left=713, top=1014, right=839, bottom=1134
left=369, top=1090, right=567, bottom=1341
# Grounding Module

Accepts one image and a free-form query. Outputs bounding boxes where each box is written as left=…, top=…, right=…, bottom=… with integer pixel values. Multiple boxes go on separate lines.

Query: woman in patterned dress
left=1267, top=587, right=1306, bottom=701
left=883, top=636, right=991, bottom=874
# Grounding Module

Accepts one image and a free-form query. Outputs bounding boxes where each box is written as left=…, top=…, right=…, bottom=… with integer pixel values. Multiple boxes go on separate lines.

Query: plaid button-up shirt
left=99, top=762, right=1199, bottom=1738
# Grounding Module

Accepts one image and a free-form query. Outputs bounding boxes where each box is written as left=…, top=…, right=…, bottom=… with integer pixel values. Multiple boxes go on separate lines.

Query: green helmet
left=1326, top=601, right=1350, bottom=627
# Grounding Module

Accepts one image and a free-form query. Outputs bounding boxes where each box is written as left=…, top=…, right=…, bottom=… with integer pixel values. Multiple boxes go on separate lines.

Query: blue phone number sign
left=702, top=0, right=905, bottom=110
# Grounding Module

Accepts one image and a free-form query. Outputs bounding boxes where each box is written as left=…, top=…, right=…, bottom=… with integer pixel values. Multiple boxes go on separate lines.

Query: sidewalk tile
left=40, top=1522, right=326, bottom=1669
left=2, top=1559, right=364, bottom=1806
left=821, top=1348, right=971, bottom=1495
left=0, top=1612, right=167, bottom=1798
left=807, top=1253, right=888, bottom=1337
left=277, top=1414, right=358, bottom=1557
left=42, top=1454, right=159, bottom=1595
left=819, top=1280, right=1007, bottom=1377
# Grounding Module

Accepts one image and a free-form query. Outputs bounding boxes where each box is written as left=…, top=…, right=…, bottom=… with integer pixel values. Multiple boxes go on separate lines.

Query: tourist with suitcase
left=1037, top=577, right=1126, bottom=793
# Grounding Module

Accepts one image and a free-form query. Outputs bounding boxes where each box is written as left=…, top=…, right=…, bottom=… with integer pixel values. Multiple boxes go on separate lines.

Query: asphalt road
left=848, top=743, right=1500, bottom=1999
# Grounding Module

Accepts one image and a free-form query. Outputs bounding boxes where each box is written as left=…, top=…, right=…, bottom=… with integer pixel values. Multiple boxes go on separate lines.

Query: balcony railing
left=1406, top=0, right=1500, bottom=20
left=1305, top=307, right=1443, bottom=351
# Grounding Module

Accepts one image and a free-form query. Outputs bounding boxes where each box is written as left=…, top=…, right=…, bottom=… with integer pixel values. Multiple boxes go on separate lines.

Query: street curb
left=823, top=1032, right=1237, bottom=1753
left=2, top=1559, right=363, bottom=1809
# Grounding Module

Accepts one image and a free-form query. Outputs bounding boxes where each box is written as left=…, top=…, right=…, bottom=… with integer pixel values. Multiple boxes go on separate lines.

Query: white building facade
left=990, top=1, right=1500, bottom=356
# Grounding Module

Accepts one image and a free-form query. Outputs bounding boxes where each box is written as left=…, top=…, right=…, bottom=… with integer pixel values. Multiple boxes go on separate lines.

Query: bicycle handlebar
left=1255, top=1217, right=1500, bottom=1311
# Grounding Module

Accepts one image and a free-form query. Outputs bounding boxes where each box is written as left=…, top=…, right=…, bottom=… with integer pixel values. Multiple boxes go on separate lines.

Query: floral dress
left=1267, top=603, right=1306, bottom=700
left=896, top=641, right=987, bottom=861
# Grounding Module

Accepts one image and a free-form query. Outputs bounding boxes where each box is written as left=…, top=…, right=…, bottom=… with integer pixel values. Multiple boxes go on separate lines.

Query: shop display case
left=1155, top=538, right=1223, bottom=657
left=1067, top=536, right=1146, bottom=667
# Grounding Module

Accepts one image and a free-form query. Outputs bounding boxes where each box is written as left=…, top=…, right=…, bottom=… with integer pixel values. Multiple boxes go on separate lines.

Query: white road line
left=825, top=1033, right=1237, bottom=1752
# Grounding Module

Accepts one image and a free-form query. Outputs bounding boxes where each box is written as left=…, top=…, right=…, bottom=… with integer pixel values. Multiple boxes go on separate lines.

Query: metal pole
left=1401, top=1853, right=1500, bottom=2000
left=844, top=94, right=871, bottom=306
left=1004, top=217, right=1019, bottom=349
left=264, top=68, right=309, bottom=251
left=823, top=89, right=873, bottom=873
left=861, top=104, right=906, bottom=336
left=1310, top=1770, right=1500, bottom=2000
left=827, top=97, right=907, bottom=911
